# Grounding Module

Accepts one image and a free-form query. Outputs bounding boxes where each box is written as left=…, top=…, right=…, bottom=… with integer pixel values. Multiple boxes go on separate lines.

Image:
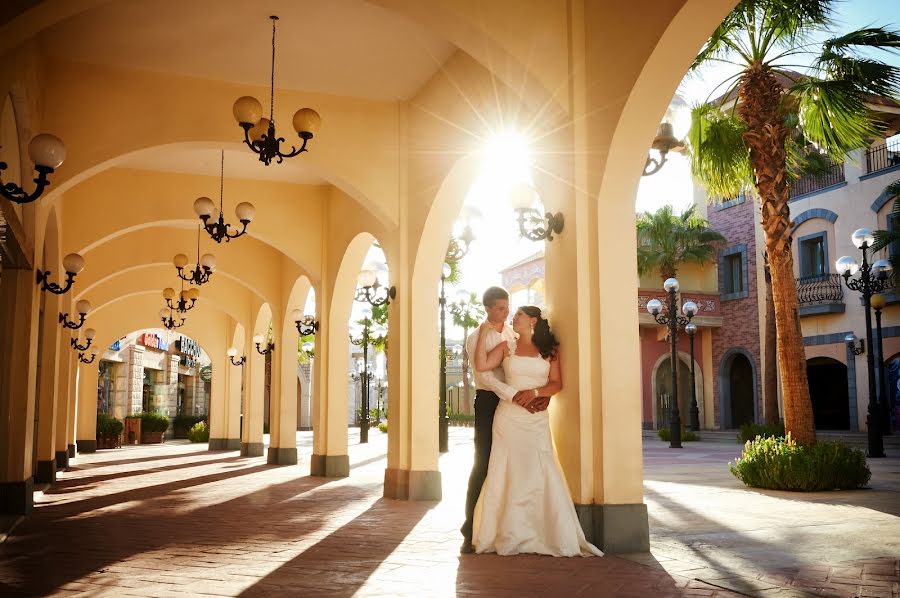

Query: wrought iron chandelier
left=193, top=151, right=255, bottom=243
left=59, top=299, right=92, bottom=329
left=159, top=307, right=185, bottom=330
left=0, top=133, right=66, bottom=204
left=164, top=281, right=198, bottom=314
left=232, top=16, right=321, bottom=166
left=174, top=225, right=215, bottom=286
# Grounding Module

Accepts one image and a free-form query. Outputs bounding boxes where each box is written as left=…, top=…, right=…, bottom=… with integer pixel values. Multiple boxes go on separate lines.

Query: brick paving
left=0, top=430, right=897, bottom=597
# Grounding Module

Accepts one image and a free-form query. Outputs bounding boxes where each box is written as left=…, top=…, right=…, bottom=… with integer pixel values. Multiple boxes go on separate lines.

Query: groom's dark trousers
left=461, top=389, right=501, bottom=540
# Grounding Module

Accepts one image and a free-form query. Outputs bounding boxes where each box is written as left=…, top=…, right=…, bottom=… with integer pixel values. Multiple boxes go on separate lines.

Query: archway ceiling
left=39, top=0, right=456, bottom=101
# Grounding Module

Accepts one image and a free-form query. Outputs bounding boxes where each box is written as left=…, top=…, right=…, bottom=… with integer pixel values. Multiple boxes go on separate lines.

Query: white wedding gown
left=472, top=354, right=603, bottom=557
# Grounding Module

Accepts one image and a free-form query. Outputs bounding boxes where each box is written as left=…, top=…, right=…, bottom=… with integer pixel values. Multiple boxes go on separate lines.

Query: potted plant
left=96, top=413, right=124, bottom=449
left=139, top=412, right=170, bottom=444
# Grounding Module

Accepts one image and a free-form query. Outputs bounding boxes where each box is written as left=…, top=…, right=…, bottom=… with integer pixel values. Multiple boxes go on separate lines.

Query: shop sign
left=140, top=333, right=169, bottom=351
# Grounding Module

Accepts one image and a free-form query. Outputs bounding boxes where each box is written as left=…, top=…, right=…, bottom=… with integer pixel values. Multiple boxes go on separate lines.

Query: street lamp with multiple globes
left=350, top=309, right=386, bottom=444
left=37, top=253, right=85, bottom=295
left=174, top=225, right=216, bottom=286
left=192, top=151, right=256, bottom=243
left=70, top=328, right=96, bottom=352
left=227, top=347, right=246, bottom=366
left=871, top=293, right=893, bottom=436
left=646, top=278, right=698, bottom=448
left=836, top=228, right=891, bottom=458
left=59, top=299, right=92, bottom=330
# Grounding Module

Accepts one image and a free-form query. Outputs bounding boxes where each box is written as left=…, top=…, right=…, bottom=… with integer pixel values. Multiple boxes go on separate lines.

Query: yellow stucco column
left=0, top=268, right=40, bottom=515
left=66, top=365, right=78, bottom=459
left=54, top=349, right=74, bottom=468
left=75, top=362, right=99, bottom=453
left=207, top=351, right=228, bottom=450
left=268, top=323, right=298, bottom=465
left=242, top=335, right=265, bottom=457
left=226, top=353, right=243, bottom=448
left=35, top=290, right=62, bottom=484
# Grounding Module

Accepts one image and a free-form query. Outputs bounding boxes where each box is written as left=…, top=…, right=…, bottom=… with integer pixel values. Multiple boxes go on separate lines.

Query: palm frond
left=869, top=180, right=900, bottom=254
left=690, top=9, right=748, bottom=72
left=758, top=0, right=834, bottom=47
left=823, top=27, right=900, bottom=55
left=688, top=103, right=754, bottom=200
left=794, top=79, right=881, bottom=159
left=816, top=52, right=900, bottom=98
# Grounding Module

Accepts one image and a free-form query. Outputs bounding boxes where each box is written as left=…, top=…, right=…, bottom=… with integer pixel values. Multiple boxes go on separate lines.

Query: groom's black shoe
left=459, top=538, right=475, bottom=554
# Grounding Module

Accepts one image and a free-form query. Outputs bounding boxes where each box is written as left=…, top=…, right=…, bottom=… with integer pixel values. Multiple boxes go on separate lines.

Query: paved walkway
left=0, top=429, right=897, bottom=597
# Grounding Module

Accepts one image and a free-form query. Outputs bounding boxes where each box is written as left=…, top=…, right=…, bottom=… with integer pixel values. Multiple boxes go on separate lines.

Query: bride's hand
left=513, top=389, right=538, bottom=408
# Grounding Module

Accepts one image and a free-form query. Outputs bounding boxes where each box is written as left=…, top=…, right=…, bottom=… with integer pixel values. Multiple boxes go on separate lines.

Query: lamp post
left=836, top=228, right=890, bottom=458
left=646, top=278, right=697, bottom=448
left=685, top=322, right=700, bottom=431
left=350, top=311, right=386, bottom=444
left=871, top=293, right=892, bottom=436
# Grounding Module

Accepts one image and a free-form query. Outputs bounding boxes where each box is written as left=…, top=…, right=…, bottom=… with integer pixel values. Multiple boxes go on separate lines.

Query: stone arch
left=719, top=348, right=759, bottom=429
left=0, top=93, right=22, bottom=191
left=791, top=208, right=838, bottom=230
left=649, top=350, right=704, bottom=431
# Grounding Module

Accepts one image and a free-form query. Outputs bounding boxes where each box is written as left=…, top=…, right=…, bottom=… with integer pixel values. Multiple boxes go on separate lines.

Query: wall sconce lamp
left=227, top=347, right=246, bottom=366
left=70, top=328, right=95, bottom=351
left=0, top=134, right=66, bottom=204
left=60, top=299, right=92, bottom=329
left=845, top=333, right=865, bottom=355
left=292, top=309, right=319, bottom=336
left=508, top=182, right=563, bottom=242
left=78, top=352, right=97, bottom=365
left=37, top=253, right=85, bottom=295
left=253, top=334, right=274, bottom=355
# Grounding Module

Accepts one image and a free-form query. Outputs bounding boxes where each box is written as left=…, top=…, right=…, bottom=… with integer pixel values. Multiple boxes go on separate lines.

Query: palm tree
left=687, top=0, right=900, bottom=445
left=449, top=291, right=484, bottom=415
left=872, top=180, right=900, bottom=284
left=636, top=204, right=726, bottom=282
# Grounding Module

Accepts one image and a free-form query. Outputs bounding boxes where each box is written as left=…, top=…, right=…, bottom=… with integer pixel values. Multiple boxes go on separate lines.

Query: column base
left=35, top=460, right=56, bottom=484
left=0, top=477, right=34, bottom=515
left=575, top=503, right=650, bottom=553
left=267, top=447, right=298, bottom=465
left=67, top=444, right=76, bottom=459
left=55, top=450, right=69, bottom=470
left=383, top=468, right=441, bottom=501
left=240, top=442, right=264, bottom=457
left=208, top=438, right=241, bottom=451
left=310, top=454, right=349, bottom=477
left=76, top=439, right=96, bottom=453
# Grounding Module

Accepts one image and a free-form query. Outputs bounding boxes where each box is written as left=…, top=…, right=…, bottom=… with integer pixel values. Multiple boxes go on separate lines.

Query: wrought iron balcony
left=790, top=162, right=845, bottom=199
left=865, top=139, right=900, bottom=175
left=796, top=274, right=844, bottom=315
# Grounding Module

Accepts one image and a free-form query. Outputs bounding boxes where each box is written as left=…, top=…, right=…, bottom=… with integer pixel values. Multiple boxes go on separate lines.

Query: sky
left=352, top=0, right=900, bottom=340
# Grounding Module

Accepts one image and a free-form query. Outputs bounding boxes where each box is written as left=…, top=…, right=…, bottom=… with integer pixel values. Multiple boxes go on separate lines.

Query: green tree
left=872, top=180, right=900, bottom=284
left=687, top=0, right=900, bottom=445
left=636, top=204, right=726, bottom=281
left=449, top=291, right=485, bottom=414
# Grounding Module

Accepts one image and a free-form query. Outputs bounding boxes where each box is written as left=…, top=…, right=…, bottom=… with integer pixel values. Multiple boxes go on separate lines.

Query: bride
left=471, top=305, right=602, bottom=557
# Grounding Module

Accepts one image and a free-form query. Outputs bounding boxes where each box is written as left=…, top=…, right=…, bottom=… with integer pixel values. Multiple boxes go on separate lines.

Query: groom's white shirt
left=465, top=322, right=517, bottom=402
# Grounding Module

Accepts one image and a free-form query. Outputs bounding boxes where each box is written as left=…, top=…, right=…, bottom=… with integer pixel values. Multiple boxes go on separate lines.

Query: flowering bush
left=729, top=433, right=871, bottom=491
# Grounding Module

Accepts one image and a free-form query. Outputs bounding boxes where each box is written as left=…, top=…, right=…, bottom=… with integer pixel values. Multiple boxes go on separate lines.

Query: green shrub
left=173, top=415, right=205, bottom=430
left=449, top=412, right=475, bottom=424
left=96, top=413, right=124, bottom=438
left=137, top=412, right=170, bottom=433
left=187, top=421, right=210, bottom=443
left=738, top=422, right=785, bottom=443
left=657, top=428, right=699, bottom=441
left=729, top=434, right=871, bottom=491
left=377, top=422, right=388, bottom=434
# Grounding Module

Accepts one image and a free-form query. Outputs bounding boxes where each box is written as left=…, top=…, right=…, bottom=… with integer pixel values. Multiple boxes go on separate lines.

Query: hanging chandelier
left=174, top=225, right=215, bottom=286
left=193, top=151, right=255, bottom=243
left=159, top=307, right=185, bottom=330
left=164, top=280, right=198, bottom=314
left=232, top=16, right=321, bottom=166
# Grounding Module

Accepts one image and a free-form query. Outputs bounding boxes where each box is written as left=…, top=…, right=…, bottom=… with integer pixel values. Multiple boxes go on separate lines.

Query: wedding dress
left=472, top=353, right=603, bottom=557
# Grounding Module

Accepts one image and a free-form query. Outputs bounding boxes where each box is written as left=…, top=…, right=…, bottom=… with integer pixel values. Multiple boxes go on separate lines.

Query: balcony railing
left=790, top=162, right=845, bottom=198
left=796, top=274, right=843, bottom=305
left=865, top=138, right=900, bottom=174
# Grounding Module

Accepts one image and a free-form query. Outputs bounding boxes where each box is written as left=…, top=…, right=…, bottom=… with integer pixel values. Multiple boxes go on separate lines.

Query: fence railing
left=796, top=274, right=844, bottom=305
left=865, top=139, right=900, bottom=174
left=790, top=162, right=845, bottom=198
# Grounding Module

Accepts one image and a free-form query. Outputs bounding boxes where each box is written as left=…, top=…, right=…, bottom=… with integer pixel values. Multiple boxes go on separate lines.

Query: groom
left=459, top=286, right=550, bottom=554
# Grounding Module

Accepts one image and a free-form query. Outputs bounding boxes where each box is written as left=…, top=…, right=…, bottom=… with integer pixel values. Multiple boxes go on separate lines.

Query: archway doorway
left=806, top=357, right=849, bottom=430
left=654, top=356, right=692, bottom=430
left=723, top=353, right=755, bottom=428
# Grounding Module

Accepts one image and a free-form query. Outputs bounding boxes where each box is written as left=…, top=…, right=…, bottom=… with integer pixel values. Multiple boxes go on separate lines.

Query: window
left=724, top=254, right=743, bottom=294
left=799, top=233, right=827, bottom=279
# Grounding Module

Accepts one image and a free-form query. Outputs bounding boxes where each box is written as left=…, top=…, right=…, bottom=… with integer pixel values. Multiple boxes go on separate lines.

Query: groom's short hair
left=482, top=286, right=509, bottom=308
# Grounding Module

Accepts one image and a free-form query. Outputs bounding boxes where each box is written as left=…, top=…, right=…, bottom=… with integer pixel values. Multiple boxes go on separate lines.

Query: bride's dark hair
left=520, top=305, right=558, bottom=360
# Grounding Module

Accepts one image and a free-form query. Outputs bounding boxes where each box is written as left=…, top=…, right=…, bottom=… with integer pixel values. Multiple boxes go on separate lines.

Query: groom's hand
left=512, top=390, right=536, bottom=409
left=528, top=397, right=551, bottom=413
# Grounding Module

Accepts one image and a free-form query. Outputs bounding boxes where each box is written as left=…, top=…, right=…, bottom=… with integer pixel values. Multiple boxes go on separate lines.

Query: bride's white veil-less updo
left=519, top=305, right=558, bottom=359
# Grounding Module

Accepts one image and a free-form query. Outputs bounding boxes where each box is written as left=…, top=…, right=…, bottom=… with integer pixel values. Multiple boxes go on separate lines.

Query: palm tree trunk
left=739, top=63, right=816, bottom=445
left=461, top=326, right=472, bottom=414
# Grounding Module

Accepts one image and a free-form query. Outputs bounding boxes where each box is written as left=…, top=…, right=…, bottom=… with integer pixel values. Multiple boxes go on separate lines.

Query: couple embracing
left=459, top=286, right=602, bottom=558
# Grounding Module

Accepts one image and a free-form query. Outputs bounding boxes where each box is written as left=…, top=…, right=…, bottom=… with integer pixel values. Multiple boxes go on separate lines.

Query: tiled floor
left=0, top=429, right=897, bottom=597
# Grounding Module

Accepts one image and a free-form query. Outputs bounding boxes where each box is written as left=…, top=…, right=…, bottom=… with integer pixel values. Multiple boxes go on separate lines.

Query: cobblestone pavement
left=0, top=429, right=896, bottom=597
